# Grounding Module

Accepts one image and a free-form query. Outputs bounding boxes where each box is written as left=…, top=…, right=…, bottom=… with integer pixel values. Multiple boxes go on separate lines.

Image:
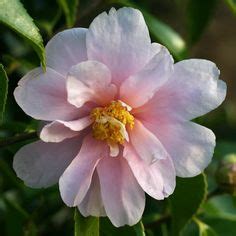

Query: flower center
left=90, top=101, right=134, bottom=145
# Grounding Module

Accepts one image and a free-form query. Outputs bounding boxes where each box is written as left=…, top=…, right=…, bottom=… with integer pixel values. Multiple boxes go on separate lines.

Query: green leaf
left=170, top=173, right=207, bottom=236
left=74, top=209, right=99, bottom=236
left=111, top=0, right=188, bottom=60
left=193, top=218, right=218, bottom=236
left=134, top=221, right=146, bottom=236
left=0, top=0, right=45, bottom=68
left=203, top=194, right=236, bottom=221
left=0, top=64, right=8, bottom=122
left=225, top=0, right=236, bottom=14
left=58, top=0, right=79, bottom=28
left=204, top=218, right=236, bottom=236
left=187, top=0, right=218, bottom=45
left=142, top=11, right=187, bottom=60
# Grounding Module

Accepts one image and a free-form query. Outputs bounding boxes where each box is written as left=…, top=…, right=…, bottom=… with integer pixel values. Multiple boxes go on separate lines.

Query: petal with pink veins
left=129, top=119, right=168, bottom=164
left=67, top=61, right=117, bottom=108
left=97, top=156, right=145, bottom=227
left=86, top=7, right=153, bottom=86
left=59, top=135, right=108, bottom=207
left=14, top=67, right=79, bottom=121
left=46, top=28, right=88, bottom=76
left=13, top=138, right=80, bottom=188
left=120, top=46, right=173, bottom=108
left=40, top=116, right=92, bottom=143
left=123, top=144, right=176, bottom=199
left=78, top=171, right=106, bottom=217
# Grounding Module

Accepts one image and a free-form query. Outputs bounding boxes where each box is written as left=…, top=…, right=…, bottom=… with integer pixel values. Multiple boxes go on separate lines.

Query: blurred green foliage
left=0, top=0, right=236, bottom=235
left=0, top=65, right=8, bottom=122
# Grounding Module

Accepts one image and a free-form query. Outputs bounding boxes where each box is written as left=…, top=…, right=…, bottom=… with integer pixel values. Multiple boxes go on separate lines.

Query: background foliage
left=0, top=0, right=236, bottom=235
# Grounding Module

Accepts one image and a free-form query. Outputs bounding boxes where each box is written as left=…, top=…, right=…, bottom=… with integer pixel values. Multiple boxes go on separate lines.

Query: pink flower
left=13, top=7, right=226, bottom=227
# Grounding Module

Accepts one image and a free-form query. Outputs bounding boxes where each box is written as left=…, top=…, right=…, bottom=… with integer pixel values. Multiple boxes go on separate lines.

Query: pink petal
left=120, top=46, right=173, bottom=108
left=40, top=116, right=92, bottom=142
left=14, top=67, right=79, bottom=121
left=86, top=7, right=153, bottom=86
left=97, top=156, right=145, bottom=227
left=129, top=119, right=168, bottom=164
left=46, top=28, right=87, bottom=76
left=67, top=61, right=117, bottom=108
left=13, top=138, right=80, bottom=188
left=135, top=59, right=226, bottom=121
left=78, top=171, right=106, bottom=217
left=143, top=120, right=216, bottom=177
left=59, top=135, right=108, bottom=207
left=123, top=144, right=176, bottom=199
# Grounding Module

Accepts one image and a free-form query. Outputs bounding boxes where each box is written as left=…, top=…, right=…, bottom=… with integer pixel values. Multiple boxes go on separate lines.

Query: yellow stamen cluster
left=90, top=101, right=134, bottom=144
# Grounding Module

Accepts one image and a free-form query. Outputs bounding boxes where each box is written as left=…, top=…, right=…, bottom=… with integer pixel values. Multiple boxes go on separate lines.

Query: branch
left=0, top=132, right=38, bottom=148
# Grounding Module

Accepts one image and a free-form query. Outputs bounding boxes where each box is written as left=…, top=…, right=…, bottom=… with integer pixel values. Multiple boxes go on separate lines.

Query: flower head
left=13, top=7, right=226, bottom=227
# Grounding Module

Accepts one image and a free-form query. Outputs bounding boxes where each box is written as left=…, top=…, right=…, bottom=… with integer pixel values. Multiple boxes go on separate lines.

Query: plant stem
left=0, top=132, right=37, bottom=148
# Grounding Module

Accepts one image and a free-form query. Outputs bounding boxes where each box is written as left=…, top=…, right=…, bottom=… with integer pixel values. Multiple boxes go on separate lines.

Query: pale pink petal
left=14, top=67, right=78, bottom=121
left=123, top=144, right=176, bottom=199
left=78, top=171, right=106, bottom=217
left=120, top=46, right=173, bottom=108
left=135, top=59, right=226, bottom=121
left=143, top=120, right=216, bottom=177
left=46, top=28, right=87, bottom=76
left=86, top=7, right=153, bottom=85
left=59, top=135, right=108, bottom=207
left=13, top=138, right=80, bottom=188
left=40, top=116, right=92, bottom=142
left=97, top=156, right=145, bottom=227
left=67, top=61, right=117, bottom=108
left=129, top=119, right=168, bottom=164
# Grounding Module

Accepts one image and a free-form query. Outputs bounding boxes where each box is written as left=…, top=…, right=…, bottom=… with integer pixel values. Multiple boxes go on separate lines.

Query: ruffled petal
left=143, top=120, right=216, bottom=177
left=13, top=138, right=80, bottom=188
left=120, top=46, right=173, bottom=108
left=86, top=7, right=152, bottom=85
left=124, top=144, right=175, bottom=199
left=129, top=119, right=168, bottom=164
left=97, top=156, right=145, bottom=227
left=78, top=171, right=106, bottom=217
left=14, top=67, right=78, bottom=121
left=46, top=28, right=87, bottom=76
left=67, top=61, right=117, bottom=108
left=40, top=116, right=92, bottom=142
left=136, top=59, right=226, bottom=121
left=59, top=135, right=108, bottom=207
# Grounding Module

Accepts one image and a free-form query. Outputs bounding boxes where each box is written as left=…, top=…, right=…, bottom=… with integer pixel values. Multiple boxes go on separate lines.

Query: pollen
left=90, top=101, right=134, bottom=145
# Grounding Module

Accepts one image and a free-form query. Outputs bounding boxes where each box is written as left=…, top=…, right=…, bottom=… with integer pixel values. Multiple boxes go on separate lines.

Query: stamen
left=90, top=101, right=134, bottom=148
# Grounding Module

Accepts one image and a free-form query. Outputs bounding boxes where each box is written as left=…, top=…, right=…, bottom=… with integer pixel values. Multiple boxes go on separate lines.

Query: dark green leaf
left=74, top=209, right=99, bottom=236
left=170, top=173, right=207, bottom=236
left=0, top=0, right=45, bottom=68
left=111, top=0, right=188, bottom=60
left=225, top=0, right=236, bottom=14
left=187, top=0, right=218, bottom=44
left=99, top=217, right=134, bottom=236
left=58, top=0, right=79, bottom=27
left=2, top=193, right=38, bottom=236
left=134, top=221, right=146, bottom=236
left=0, top=64, right=8, bottom=122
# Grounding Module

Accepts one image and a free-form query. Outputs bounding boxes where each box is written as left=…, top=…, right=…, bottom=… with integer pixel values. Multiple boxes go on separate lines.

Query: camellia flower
left=13, top=7, right=226, bottom=227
